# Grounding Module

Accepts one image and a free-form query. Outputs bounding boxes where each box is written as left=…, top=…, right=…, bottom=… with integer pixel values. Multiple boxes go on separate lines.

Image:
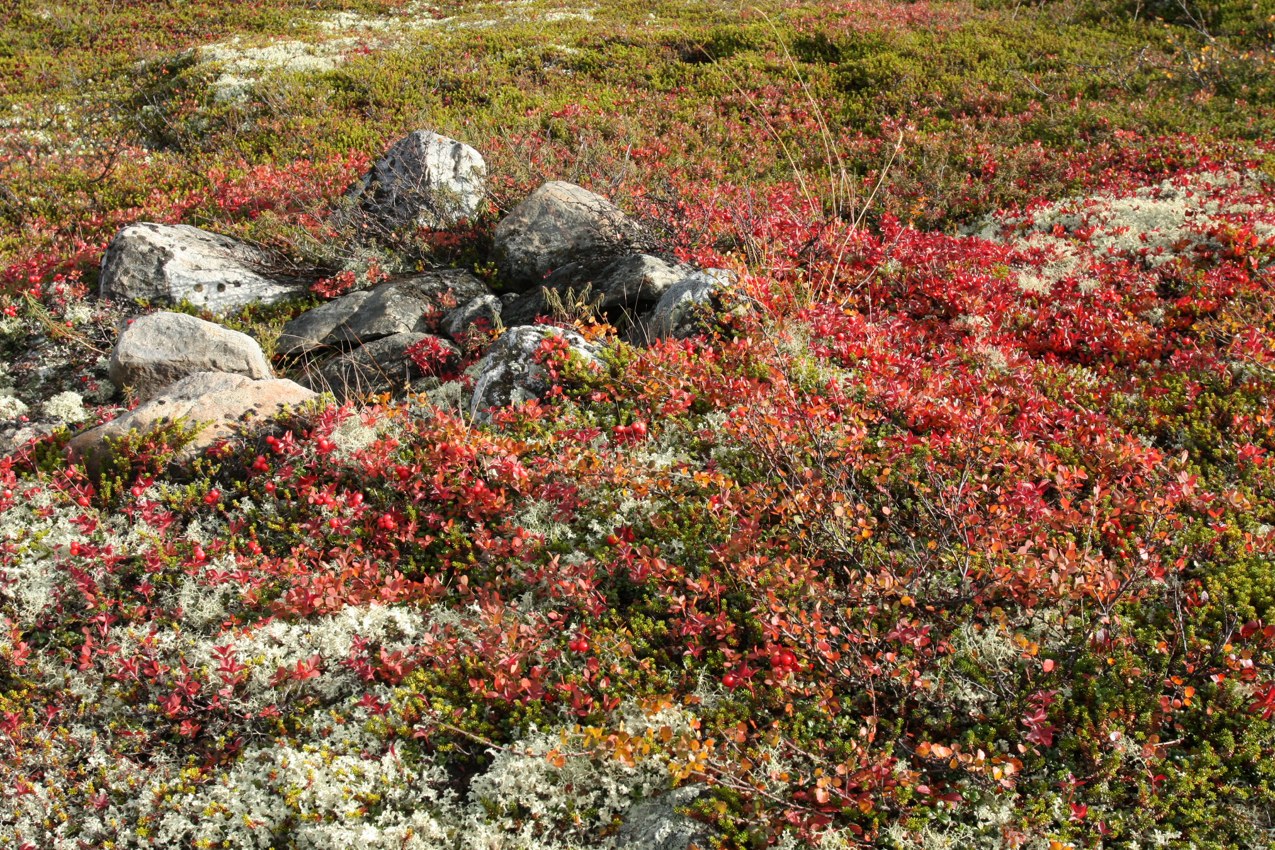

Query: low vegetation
left=3, top=0, right=1275, bottom=847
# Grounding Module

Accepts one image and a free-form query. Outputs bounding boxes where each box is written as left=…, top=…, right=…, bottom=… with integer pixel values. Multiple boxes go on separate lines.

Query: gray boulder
left=279, top=271, right=489, bottom=355
left=109, top=311, right=272, bottom=401
left=312, top=332, right=458, bottom=402
left=498, top=289, right=551, bottom=328
left=493, top=182, right=643, bottom=289
left=442, top=294, right=502, bottom=340
left=637, top=269, right=735, bottom=343
left=69, top=372, right=316, bottom=475
left=330, top=271, right=488, bottom=345
left=345, top=130, right=487, bottom=232
left=499, top=254, right=691, bottom=328
left=550, top=253, right=690, bottom=311
left=587, top=253, right=693, bottom=310
left=100, top=223, right=304, bottom=315
left=275, top=290, right=373, bottom=358
left=469, top=325, right=601, bottom=423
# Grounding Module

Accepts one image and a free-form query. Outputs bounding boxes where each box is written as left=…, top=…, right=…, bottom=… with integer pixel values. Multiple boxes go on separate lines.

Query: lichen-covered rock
left=504, top=253, right=693, bottom=327
left=276, top=290, right=374, bottom=358
left=279, top=271, right=489, bottom=355
left=469, top=325, right=601, bottom=422
left=637, top=269, right=735, bottom=342
left=109, top=311, right=272, bottom=401
left=442, top=293, right=502, bottom=340
left=545, top=253, right=691, bottom=311
left=345, top=130, right=487, bottom=232
left=330, top=271, right=488, bottom=346
left=68, top=372, right=316, bottom=474
left=312, top=332, right=458, bottom=402
left=493, top=181, right=643, bottom=289
left=0, top=424, right=46, bottom=456
left=99, top=223, right=304, bottom=314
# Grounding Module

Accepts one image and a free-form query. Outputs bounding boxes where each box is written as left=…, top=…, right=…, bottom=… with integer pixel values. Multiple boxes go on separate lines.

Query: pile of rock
left=275, top=268, right=484, bottom=401
left=490, top=179, right=734, bottom=341
left=78, top=129, right=738, bottom=466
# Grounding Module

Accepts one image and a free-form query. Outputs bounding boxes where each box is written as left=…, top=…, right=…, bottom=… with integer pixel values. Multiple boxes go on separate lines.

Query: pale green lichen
left=41, top=390, right=88, bottom=424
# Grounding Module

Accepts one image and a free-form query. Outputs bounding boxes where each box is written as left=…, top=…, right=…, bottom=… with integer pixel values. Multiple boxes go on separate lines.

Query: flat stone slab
left=275, top=290, right=374, bottom=358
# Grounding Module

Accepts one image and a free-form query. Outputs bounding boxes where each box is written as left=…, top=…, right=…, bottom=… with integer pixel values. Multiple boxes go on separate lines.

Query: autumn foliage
left=3, top=0, right=1275, bottom=847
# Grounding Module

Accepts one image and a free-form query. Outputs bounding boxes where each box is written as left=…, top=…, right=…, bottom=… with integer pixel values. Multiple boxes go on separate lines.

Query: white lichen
left=41, top=390, right=88, bottom=424
left=0, top=392, right=28, bottom=420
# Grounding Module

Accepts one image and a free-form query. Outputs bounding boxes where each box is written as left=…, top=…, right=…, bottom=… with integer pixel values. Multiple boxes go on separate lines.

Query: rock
left=616, top=787, right=713, bottom=850
left=533, top=253, right=697, bottom=323
left=589, top=253, right=693, bottom=311
left=276, top=290, right=374, bottom=358
left=279, top=271, right=489, bottom=354
left=312, top=332, right=458, bottom=401
left=345, top=130, right=487, bottom=232
left=552, top=253, right=690, bottom=310
left=469, top=325, right=601, bottom=423
left=100, top=223, right=304, bottom=315
left=442, top=294, right=502, bottom=341
left=0, top=424, right=49, bottom=456
left=497, top=289, right=549, bottom=328
left=330, top=271, right=488, bottom=346
left=109, top=311, right=272, bottom=401
left=637, top=269, right=735, bottom=343
left=69, top=372, right=316, bottom=475
left=496, top=254, right=690, bottom=328
left=493, top=182, right=643, bottom=289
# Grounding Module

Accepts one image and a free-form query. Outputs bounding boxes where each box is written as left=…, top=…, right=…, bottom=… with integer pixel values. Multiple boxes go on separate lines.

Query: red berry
left=722, top=672, right=741, bottom=689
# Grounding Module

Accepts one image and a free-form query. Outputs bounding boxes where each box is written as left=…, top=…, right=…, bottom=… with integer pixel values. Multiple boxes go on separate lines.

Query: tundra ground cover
left=3, top=0, right=1275, bottom=847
